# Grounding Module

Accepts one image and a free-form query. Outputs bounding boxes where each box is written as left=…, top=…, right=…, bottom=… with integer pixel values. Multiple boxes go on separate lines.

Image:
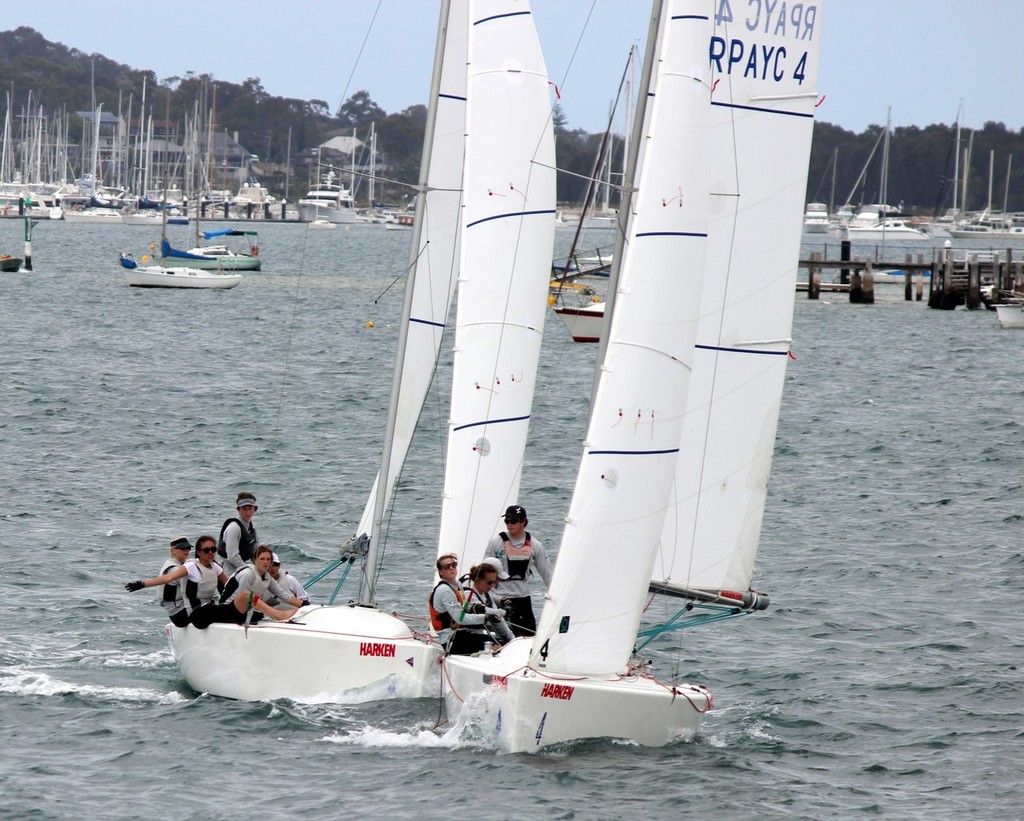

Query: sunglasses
left=438, top=562, right=457, bottom=570
left=198, top=547, right=217, bottom=554
left=481, top=579, right=497, bottom=586
left=504, top=518, right=522, bottom=524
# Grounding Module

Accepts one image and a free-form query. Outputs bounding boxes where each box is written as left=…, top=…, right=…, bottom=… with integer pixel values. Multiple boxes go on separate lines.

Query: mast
left=952, top=100, right=962, bottom=216
left=361, top=0, right=453, bottom=604
left=589, top=7, right=662, bottom=417
left=986, top=148, right=994, bottom=214
left=1003, top=154, right=1013, bottom=215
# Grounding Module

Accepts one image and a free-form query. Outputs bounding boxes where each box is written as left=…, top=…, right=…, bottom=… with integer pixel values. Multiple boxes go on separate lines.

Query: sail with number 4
left=440, top=0, right=823, bottom=752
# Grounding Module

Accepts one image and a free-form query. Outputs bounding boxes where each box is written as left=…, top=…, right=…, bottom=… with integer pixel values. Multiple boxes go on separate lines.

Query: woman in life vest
left=190, top=544, right=300, bottom=629
left=123, top=535, right=201, bottom=627
left=218, top=491, right=259, bottom=576
left=464, top=559, right=514, bottom=648
left=429, top=554, right=505, bottom=655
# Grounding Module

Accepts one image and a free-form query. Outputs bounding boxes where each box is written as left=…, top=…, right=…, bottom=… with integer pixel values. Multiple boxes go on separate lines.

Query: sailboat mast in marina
left=442, top=0, right=822, bottom=752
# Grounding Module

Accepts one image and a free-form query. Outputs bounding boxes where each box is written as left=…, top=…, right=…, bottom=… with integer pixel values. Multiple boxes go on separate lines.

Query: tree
left=337, top=90, right=386, bottom=128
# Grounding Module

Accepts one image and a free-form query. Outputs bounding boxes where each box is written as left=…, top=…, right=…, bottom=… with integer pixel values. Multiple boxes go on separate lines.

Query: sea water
left=1, top=220, right=1022, bottom=820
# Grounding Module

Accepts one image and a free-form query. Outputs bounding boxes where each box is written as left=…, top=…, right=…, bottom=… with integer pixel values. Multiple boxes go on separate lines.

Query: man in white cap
left=483, top=504, right=552, bottom=636
left=217, top=491, right=259, bottom=576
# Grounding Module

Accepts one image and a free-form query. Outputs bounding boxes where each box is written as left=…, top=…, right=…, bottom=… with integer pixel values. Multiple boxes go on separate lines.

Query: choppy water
left=2, top=220, right=1023, bottom=820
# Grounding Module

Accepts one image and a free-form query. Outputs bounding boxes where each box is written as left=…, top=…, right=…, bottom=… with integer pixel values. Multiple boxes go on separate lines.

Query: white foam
left=0, top=668, right=187, bottom=705
left=322, top=724, right=456, bottom=749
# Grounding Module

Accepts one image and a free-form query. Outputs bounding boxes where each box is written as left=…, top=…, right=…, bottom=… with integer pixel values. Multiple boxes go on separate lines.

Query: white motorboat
left=441, top=0, right=821, bottom=752
left=62, top=206, right=123, bottom=224
left=845, top=216, right=929, bottom=241
left=297, top=171, right=358, bottom=224
left=995, top=302, right=1024, bottom=329
left=803, top=201, right=830, bottom=233
left=119, top=253, right=242, bottom=289
left=159, top=228, right=261, bottom=271
left=307, top=219, right=337, bottom=230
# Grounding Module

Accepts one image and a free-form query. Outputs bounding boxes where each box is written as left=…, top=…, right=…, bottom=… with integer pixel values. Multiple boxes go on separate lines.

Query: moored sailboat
left=441, top=0, right=822, bottom=751
left=118, top=252, right=242, bottom=289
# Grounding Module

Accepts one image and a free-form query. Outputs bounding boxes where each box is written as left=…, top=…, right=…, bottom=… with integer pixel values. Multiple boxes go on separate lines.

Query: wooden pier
left=798, top=240, right=1024, bottom=309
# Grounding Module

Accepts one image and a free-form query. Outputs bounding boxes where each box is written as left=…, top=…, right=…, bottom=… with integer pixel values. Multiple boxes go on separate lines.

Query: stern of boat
left=169, top=605, right=441, bottom=702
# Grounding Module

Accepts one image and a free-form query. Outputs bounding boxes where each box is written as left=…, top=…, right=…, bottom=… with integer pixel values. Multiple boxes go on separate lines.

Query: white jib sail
left=530, top=3, right=715, bottom=677
left=653, top=3, right=823, bottom=596
left=353, top=2, right=469, bottom=553
left=434, top=1, right=557, bottom=566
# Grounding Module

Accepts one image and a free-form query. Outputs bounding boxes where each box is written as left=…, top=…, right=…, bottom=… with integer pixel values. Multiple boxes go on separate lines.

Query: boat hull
left=441, top=639, right=712, bottom=752
left=123, top=266, right=243, bottom=289
left=156, top=254, right=260, bottom=271
left=553, top=303, right=604, bottom=343
left=62, top=209, right=124, bottom=224
left=168, top=605, right=442, bottom=701
left=995, top=303, right=1024, bottom=329
left=297, top=203, right=359, bottom=224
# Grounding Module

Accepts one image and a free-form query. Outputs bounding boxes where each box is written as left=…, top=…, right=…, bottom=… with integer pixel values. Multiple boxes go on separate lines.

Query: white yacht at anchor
left=296, top=171, right=357, bottom=224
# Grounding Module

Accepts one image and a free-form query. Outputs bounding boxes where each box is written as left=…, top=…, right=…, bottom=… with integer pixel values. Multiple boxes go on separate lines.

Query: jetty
left=798, top=240, right=1024, bottom=309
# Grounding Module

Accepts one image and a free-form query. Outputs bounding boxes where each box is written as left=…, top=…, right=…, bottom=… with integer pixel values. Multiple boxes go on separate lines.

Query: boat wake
left=0, top=666, right=187, bottom=705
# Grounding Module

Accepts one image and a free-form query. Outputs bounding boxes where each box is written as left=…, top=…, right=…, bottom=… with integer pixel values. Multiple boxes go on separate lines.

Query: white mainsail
left=434, top=1, right=557, bottom=566
left=528, top=1, right=714, bottom=678
left=652, top=3, right=822, bottom=599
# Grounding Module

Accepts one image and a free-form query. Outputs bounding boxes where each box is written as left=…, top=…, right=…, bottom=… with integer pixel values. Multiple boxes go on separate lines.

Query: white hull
left=441, top=639, right=711, bottom=752
left=553, top=302, right=604, bottom=343
left=307, top=219, right=337, bottom=230
left=995, top=303, right=1024, bottom=329
left=169, top=605, right=442, bottom=701
left=123, top=266, right=243, bottom=289
left=297, top=203, right=359, bottom=224
left=122, top=212, right=189, bottom=226
left=948, top=226, right=1024, bottom=239
left=63, top=208, right=123, bottom=224
left=845, top=219, right=929, bottom=241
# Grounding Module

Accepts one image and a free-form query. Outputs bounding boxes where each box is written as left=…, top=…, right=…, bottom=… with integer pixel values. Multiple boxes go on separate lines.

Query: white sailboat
left=167, top=0, right=469, bottom=701
left=167, top=0, right=556, bottom=703
left=441, top=0, right=822, bottom=752
left=118, top=252, right=242, bottom=289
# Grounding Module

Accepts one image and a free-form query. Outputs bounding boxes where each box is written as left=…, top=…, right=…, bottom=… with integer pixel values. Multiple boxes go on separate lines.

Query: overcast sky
left=2, top=1, right=1019, bottom=134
